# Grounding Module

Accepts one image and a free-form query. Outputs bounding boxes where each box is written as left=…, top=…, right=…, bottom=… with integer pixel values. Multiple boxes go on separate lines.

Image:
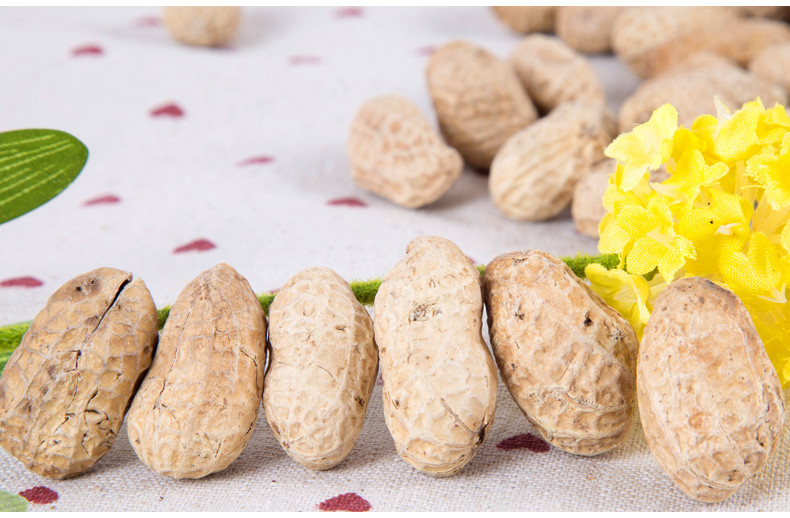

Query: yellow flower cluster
left=586, top=99, right=790, bottom=388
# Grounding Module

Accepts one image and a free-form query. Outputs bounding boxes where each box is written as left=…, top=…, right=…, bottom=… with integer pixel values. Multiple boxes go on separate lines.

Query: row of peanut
left=0, top=236, right=784, bottom=503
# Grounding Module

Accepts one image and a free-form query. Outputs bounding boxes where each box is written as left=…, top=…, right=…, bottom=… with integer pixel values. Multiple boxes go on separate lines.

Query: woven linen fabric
left=0, top=6, right=788, bottom=512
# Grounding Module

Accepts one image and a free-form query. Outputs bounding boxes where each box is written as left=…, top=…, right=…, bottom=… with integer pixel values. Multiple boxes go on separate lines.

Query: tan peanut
left=426, top=40, right=538, bottom=169
left=489, top=101, right=611, bottom=221
left=638, top=277, right=786, bottom=503
left=571, top=158, right=615, bottom=239
left=0, top=268, right=158, bottom=479
left=490, top=6, right=556, bottom=34
left=127, top=263, right=266, bottom=479
left=484, top=250, right=638, bottom=455
left=611, top=7, right=739, bottom=78
left=749, top=43, right=790, bottom=94
left=347, top=95, right=463, bottom=208
left=555, top=6, right=625, bottom=54
left=162, top=6, right=241, bottom=47
left=509, top=34, right=605, bottom=114
left=618, top=62, right=788, bottom=131
left=642, top=18, right=790, bottom=77
left=374, top=236, right=497, bottom=476
left=263, top=267, right=378, bottom=470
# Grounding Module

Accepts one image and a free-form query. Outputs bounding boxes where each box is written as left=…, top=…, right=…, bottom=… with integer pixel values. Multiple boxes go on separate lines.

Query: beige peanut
left=510, top=34, right=605, bottom=114
left=484, top=250, right=638, bottom=455
left=489, top=101, right=611, bottom=221
left=347, top=95, right=463, bottom=208
left=638, top=277, right=785, bottom=503
left=490, top=6, right=556, bottom=34
left=264, top=267, right=378, bottom=470
left=555, top=6, right=625, bottom=54
left=618, top=62, right=787, bottom=131
left=374, top=236, right=497, bottom=476
left=426, top=40, right=537, bottom=169
left=611, top=7, right=739, bottom=78
left=749, top=43, right=790, bottom=94
left=127, top=263, right=266, bottom=479
left=162, top=6, right=241, bottom=47
left=642, top=18, right=790, bottom=77
left=0, top=268, right=158, bottom=479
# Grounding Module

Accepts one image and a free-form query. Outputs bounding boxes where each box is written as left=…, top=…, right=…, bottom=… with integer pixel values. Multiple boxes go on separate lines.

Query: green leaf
left=0, top=490, right=28, bottom=512
left=0, top=129, right=88, bottom=224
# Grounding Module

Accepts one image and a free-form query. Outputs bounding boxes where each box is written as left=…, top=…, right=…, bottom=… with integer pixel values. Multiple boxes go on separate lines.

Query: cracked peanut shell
left=126, top=263, right=266, bottom=479
left=426, top=40, right=537, bottom=169
left=0, top=268, right=158, bottom=479
left=347, top=95, right=463, bottom=208
left=374, top=236, right=497, bottom=476
left=483, top=250, right=638, bottom=455
left=638, top=277, right=786, bottom=503
left=264, top=267, right=378, bottom=470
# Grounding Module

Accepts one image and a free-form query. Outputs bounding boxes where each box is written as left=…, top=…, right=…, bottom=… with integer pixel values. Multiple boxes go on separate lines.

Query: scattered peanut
left=489, top=101, right=611, bottom=221
left=490, top=6, right=556, bottom=34
left=263, top=267, right=378, bottom=471
left=374, top=236, right=497, bottom=476
left=127, top=263, right=266, bottom=479
left=611, top=6, right=739, bottom=78
left=642, top=18, right=790, bottom=77
left=749, top=43, right=790, bottom=94
left=483, top=250, right=638, bottom=455
left=618, top=63, right=787, bottom=131
left=0, top=268, right=158, bottom=479
left=162, top=6, right=241, bottom=47
left=346, top=95, right=463, bottom=208
left=638, top=277, right=786, bottom=503
left=571, top=158, right=615, bottom=238
left=509, top=34, right=605, bottom=114
left=426, top=40, right=538, bottom=169
left=555, top=6, right=625, bottom=54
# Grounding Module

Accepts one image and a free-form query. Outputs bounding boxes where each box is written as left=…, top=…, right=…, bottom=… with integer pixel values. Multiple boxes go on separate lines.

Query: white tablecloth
left=0, top=6, right=787, bottom=512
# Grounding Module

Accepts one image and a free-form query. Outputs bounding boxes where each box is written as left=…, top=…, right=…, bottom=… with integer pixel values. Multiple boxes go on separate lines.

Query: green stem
left=0, top=253, right=617, bottom=374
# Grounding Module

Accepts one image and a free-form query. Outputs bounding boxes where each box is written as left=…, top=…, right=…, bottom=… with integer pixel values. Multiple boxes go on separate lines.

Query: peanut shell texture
left=638, top=277, right=786, bottom=503
left=264, top=267, right=378, bottom=470
left=426, top=40, right=538, bottom=169
left=347, top=95, right=463, bottom=208
left=0, top=268, right=158, bottom=479
left=490, top=6, right=556, bottom=34
left=126, top=263, right=267, bottom=479
left=509, top=34, right=605, bottom=114
left=489, top=101, right=611, bottom=221
left=483, top=250, right=638, bottom=455
left=374, top=236, right=498, bottom=476
left=162, top=6, right=241, bottom=47
left=555, top=6, right=624, bottom=54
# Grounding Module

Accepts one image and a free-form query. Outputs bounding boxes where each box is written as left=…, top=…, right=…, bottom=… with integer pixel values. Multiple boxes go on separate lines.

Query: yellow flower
left=719, top=232, right=786, bottom=303
left=585, top=264, right=651, bottom=338
left=615, top=197, right=695, bottom=280
left=746, top=133, right=790, bottom=209
left=606, top=104, right=677, bottom=192
left=675, top=188, right=753, bottom=277
left=712, top=98, right=762, bottom=163
left=652, top=147, right=728, bottom=204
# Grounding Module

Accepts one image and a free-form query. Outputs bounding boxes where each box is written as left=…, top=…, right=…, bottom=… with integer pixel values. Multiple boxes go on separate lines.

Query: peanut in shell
left=638, top=277, right=786, bottom=503
left=264, top=266, right=378, bottom=470
left=374, top=236, right=497, bottom=476
left=426, top=40, right=538, bottom=169
left=483, top=250, right=638, bottom=455
left=0, top=268, right=158, bottom=479
left=347, top=95, right=463, bottom=208
left=126, top=263, right=266, bottom=479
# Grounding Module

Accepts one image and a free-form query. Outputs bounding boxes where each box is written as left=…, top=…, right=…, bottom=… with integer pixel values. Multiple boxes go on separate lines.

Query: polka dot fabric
left=0, top=6, right=787, bottom=512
